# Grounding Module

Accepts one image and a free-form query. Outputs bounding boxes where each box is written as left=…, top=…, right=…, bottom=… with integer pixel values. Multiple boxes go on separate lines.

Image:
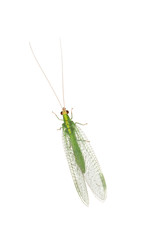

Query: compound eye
left=60, top=111, right=63, bottom=115
left=66, top=110, right=69, bottom=114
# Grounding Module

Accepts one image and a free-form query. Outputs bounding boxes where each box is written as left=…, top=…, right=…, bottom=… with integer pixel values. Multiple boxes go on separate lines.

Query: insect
left=29, top=42, right=107, bottom=206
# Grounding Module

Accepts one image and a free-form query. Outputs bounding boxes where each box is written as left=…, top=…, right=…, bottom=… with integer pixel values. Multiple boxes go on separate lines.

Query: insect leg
left=71, top=108, right=74, bottom=119
left=52, top=111, right=63, bottom=121
left=77, top=139, right=90, bottom=142
left=75, top=122, right=88, bottom=126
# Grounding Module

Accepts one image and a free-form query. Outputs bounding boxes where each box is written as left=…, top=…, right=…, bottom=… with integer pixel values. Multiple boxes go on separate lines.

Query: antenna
left=59, top=39, right=65, bottom=108
left=29, top=42, right=63, bottom=108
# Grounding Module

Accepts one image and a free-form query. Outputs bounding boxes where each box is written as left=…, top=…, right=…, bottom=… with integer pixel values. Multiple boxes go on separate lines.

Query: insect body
left=30, top=43, right=107, bottom=205
left=62, top=108, right=85, bottom=173
left=61, top=107, right=106, bottom=205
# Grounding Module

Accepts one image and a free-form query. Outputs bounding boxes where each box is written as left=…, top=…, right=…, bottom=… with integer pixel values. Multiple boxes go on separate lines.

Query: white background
left=0, top=0, right=160, bottom=239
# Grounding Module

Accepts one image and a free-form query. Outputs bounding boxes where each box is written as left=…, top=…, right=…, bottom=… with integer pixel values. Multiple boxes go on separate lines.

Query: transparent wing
left=62, top=127, right=89, bottom=206
left=74, top=125, right=107, bottom=200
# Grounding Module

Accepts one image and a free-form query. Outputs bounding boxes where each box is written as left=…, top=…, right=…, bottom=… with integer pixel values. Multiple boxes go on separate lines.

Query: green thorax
left=63, top=114, right=72, bottom=135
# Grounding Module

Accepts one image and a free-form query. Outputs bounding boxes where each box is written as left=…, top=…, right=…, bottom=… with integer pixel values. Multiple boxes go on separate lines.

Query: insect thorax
left=63, top=114, right=74, bottom=135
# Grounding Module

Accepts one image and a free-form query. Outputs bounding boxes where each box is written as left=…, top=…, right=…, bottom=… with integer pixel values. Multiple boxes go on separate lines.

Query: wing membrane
left=74, top=125, right=107, bottom=200
left=62, top=127, right=89, bottom=205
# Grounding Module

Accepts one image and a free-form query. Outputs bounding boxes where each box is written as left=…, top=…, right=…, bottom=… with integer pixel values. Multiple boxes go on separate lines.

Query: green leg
left=75, top=122, right=88, bottom=126
left=71, top=108, right=74, bottom=119
left=52, top=111, right=63, bottom=121
left=77, top=139, right=90, bottom=142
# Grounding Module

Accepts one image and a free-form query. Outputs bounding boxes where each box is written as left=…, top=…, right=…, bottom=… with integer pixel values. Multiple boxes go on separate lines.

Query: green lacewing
left=29, top=42, right=107, bottom=205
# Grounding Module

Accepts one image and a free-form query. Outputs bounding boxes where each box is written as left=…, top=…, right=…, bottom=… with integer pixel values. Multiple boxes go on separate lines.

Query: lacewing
left=29, top=42, right=107, bottom=205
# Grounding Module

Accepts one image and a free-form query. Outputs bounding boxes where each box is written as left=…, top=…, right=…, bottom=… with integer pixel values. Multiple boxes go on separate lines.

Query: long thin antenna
left=29, top=42, right=63, bottom=109
left=59, top=39, right=65, bottom=108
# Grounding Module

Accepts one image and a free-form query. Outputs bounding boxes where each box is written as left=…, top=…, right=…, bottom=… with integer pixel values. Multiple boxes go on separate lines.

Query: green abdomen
left=70, top=133, right=85, bottom=173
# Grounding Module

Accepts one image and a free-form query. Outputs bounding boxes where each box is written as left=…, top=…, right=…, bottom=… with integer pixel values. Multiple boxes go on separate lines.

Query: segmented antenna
left=59, top=39, right=65, bottom=108
left=29, top=42, right=63, bottom=108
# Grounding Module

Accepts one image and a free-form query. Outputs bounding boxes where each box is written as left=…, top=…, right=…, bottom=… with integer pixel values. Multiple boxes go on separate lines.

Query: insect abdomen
left=70, top=133, right=85, bottom=173
left=63, top=115, right=85, bottom=173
